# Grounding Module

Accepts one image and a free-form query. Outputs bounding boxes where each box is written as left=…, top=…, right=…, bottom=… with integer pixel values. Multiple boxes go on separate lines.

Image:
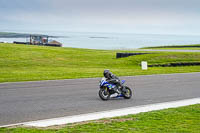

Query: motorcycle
left=99, top=77, right=132, bottom=100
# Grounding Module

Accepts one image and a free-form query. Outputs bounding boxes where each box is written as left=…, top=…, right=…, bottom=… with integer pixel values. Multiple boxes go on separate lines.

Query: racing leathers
left=104, top=71, right=122, bottom=93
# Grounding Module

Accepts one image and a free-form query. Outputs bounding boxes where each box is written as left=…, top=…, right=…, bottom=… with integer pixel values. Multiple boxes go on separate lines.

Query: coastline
left=1, top=31, right=200, bottom=49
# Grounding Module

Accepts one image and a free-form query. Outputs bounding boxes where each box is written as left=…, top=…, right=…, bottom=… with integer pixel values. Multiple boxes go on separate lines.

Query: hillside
left=0, top=32, right=56, bottom=38
left=1, top=43, right=200, bottom=82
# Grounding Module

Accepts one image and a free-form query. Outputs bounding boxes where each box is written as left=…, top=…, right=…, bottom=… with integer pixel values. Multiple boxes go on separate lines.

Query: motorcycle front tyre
left=99, top=88, right=110, bottom=101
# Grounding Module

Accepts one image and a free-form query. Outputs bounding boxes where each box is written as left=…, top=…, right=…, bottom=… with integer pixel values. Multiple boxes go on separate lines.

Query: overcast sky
left=0, top=0, right=200, bottom=35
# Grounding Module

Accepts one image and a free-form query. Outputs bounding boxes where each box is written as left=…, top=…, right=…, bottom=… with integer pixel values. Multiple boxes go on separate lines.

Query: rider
left=103, top=69, right=122, bottom=93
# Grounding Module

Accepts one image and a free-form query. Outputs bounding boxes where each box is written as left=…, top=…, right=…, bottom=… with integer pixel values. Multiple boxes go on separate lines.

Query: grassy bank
left=1, top=104, right=199, bottom=133
left=1, top=43, right=200, bottom=83
left=142, top=44, right=200, bottom=50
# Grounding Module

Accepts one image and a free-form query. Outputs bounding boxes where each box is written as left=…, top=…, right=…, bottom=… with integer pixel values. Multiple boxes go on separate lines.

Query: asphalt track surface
left=0, top=73, right=200, bottom=126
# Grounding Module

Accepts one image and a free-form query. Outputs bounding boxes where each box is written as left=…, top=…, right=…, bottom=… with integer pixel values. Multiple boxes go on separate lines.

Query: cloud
left=0, top=0, right=200, bottom=34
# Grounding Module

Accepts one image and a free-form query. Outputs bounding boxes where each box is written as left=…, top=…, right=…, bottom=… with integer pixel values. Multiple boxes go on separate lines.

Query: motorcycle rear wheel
left=99, top=88, right=110, bottom=101
left=123, top=86, right=132, bottom=99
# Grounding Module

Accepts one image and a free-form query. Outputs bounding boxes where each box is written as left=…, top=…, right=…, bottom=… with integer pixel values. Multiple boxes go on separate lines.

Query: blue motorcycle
left=99, top=77, right=132, bottom=100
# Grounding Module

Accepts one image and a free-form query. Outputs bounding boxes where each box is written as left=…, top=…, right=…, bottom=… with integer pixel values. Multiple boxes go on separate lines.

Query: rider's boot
left=121, top=86, right=127, bottom=93
left=118, top=82, right=124, bottom=91
left=113, top=86, right=120, bottom=94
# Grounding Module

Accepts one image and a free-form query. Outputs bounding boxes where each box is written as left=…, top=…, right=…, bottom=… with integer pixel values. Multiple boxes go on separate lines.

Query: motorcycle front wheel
left=122, top=86, right=132, bottom=99
left=99, top=88, right=110, bottom=101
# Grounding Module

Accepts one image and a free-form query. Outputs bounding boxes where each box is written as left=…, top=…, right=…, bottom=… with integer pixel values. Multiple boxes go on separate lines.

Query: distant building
left=14, top=35, right=62, bottom=47
left=29, top=35, right=48, bottom=45
left=46, top=40, right=62, bottom=47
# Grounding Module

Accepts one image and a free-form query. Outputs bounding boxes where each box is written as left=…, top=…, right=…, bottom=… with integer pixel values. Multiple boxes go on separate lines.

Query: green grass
left=0, top=104, right=200, bottom=133
left=142, top=44, right=200, bottom=50
left=1, top=43, right=200, bottom=83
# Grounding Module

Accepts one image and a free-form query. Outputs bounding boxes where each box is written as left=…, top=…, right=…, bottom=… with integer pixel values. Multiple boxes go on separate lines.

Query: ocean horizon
left=1, top=31, right=200, bottom=49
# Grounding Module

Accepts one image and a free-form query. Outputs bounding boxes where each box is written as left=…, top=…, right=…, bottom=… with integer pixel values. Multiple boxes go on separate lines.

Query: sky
left=0, top=0, right=200, bottom=35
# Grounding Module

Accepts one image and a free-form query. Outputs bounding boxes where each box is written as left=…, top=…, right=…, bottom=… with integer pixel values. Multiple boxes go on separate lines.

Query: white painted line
left=22, top=97, right=200, bottom=127
left=0, top=123, right=24, bottom=128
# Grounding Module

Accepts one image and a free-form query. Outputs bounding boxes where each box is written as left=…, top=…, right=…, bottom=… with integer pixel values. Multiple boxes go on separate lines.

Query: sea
left=1, top=31, right=200, bottom=49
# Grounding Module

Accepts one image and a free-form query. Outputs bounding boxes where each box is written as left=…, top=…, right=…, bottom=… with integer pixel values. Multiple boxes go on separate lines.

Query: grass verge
left=0, top=104, right=200, bottom=133
left=141, top=44, right=200, bottom=50
left=1, top=43, right=200, bottom=83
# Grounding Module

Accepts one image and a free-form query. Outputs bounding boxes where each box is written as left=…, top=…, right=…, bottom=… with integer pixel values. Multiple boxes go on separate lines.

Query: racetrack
left=0, top=72, right=200, bottom=126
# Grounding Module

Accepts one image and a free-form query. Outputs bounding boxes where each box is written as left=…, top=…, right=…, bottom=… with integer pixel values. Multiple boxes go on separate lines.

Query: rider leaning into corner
left=103, top=69, right=123, bottom=93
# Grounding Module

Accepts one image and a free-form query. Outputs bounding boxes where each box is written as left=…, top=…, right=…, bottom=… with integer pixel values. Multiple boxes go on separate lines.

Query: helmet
left=103, top=69, right=111, bottom=78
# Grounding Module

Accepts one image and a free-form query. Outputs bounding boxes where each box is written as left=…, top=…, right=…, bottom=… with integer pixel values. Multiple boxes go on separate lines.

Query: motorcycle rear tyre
left=123, top=86, right=132, bottom=99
